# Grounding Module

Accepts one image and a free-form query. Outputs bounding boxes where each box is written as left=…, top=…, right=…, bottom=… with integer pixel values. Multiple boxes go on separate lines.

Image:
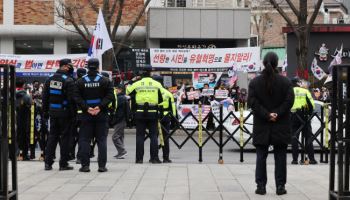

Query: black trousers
left=291, top=112, right=315, bottom=161
left=69, top=119, right=79, bottom=158
left=79, top=120, right=108, bottom=167
left=17, top=109, right=30, bottom=158
left=45, top=117, right=71, bottom=167
left=161, top=116, right=171, bottom=160
left=40, top=116, right=49, bottom=156
left=255, top=145, right=287, bottom=187
left=136, top=119, right=159, bottom=161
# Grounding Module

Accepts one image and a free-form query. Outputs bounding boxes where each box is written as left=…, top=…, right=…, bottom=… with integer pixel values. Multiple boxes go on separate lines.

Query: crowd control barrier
left=0, top=65, right=18, bottom=200
left=143, top=100, right=331, bottom=164
left=329, top=64, right=350, bottom=200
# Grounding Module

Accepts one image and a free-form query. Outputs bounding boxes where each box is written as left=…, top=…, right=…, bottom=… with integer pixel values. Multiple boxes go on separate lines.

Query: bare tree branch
left=87, top=0, right=99, bottom=13
left=307, top=0, right=323, bottom=31
left=115, top=0, right=151, bottom=54
left=112, top=0, right=124, bottom=41
left=268, top=0, right=300, bottom=37
left=73, top=6, right=91, bottom=38
left=54, top=21, right=80, bottom=35
left=102, top=1, right=112, bottom=35
left=110, top=0, right=119, bottom=20
left=63, top=6, right=90, bottom=43
left=285, top=0, right=300, bottom=16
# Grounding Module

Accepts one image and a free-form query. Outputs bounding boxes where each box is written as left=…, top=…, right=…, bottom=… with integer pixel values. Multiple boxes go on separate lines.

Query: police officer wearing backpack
left=126, top=66, right=163, bottom=164
left=75, top=58, right=114, bottom=173
left=43, top=59, right=75, bottom=171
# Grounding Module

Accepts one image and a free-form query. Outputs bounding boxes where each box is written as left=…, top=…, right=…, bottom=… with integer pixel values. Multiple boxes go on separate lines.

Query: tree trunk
left=296, top=0, right=308, bottom=79
left=102, top=50, right=114, bottom=71
left=296, top=31, right=309, bottom=79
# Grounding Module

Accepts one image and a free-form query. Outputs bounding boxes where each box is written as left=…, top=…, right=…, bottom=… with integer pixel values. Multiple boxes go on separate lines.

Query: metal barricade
left=329, top=64, right=350, bottom=200
left=0, top=65, right=17, bottom=200
left=142, top=99, right=330, bottom=164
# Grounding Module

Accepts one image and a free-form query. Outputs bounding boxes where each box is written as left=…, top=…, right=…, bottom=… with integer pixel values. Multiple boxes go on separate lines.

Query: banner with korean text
left=150, top=47, right=260, bottom=71
left=0, top=54, right=86, bottom=76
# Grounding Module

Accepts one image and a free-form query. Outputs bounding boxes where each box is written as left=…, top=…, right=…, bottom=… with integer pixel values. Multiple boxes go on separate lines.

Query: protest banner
left=186, top=91, right=200, bottom=100
left=150, top=47, right=260, bottom=71
left=193, top=72, right=222, bottom=89
left=202, top=89, right=215, bottom=96
left=210, top=100, right=253, bottom=138
left=0, top=54, right=86, bottom=76
left=215, top=90, right=229, bottom=99
left=177, top=104, right=211, bottom=129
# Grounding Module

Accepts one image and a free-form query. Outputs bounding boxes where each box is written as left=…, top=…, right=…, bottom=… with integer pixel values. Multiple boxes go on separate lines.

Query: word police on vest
left=85, top=82, right=100, bottom=88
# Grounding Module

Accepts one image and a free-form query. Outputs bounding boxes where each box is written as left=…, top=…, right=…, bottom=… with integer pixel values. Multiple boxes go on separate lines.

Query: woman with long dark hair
left=248, top=52, right=294, bottom=196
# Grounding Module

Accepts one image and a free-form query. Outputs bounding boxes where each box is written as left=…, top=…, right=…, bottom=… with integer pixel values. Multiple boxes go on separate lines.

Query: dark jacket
left=248, top=74, right=294, bottom=146
left=115, top=93, right=130, bottom=123
left=16, top=89, right=32, bottom=137
left=42, top=69, right=76, bottom=118
left=74, top=70, right=114, bottom=121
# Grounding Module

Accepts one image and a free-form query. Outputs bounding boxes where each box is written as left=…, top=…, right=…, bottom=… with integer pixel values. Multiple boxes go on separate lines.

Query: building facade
left=250, top=0, right=348, bottom=49
left=147, top=0, right=251, bottom=49
left=0, top=0, right=146, bottom=55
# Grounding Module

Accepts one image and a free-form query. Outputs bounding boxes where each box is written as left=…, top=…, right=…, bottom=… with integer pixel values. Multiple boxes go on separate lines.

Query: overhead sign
left=150, top=47, right=260, bottom=70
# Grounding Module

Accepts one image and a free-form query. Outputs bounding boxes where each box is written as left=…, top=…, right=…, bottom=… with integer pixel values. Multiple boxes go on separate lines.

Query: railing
left=329, top=64, right=350, bottom=200
left=144, top=102, right=332, bottom=164
left=0, top=64, right=17, bottom=200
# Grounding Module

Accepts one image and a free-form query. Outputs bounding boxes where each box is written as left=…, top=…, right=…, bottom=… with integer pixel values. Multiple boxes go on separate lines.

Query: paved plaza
left=13, top=130, right=330, bottom=200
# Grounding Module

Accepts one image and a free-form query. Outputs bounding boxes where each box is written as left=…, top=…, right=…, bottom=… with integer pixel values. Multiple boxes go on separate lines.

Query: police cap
left=152, top=75, right=163, bottom=83
left=87, top=58, right=99, bottom=70
left=60, top=59, right=73, bottom=67
left=116, top=84, right=124, bottom=89
left=291, top=76, right=301, bottom=85
left=76, top=68, right=87, bottom=78
left=140, top=65, right=153, bottom=77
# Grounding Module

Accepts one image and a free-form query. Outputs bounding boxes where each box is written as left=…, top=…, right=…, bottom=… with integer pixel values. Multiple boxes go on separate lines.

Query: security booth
left=0, top=65, right=18, bottom=200
left=329, top=64, right=350, bottom=200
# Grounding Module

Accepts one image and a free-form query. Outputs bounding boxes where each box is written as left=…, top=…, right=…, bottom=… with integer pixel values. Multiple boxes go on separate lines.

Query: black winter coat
left=248, top=74, right=294, bottom=146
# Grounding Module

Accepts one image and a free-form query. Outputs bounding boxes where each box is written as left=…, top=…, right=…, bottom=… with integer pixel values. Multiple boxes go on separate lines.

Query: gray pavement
left=12, top=130, right=330, bottom=200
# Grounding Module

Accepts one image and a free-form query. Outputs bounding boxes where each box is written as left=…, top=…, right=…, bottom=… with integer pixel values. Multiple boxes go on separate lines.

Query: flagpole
left=111, top=47, right=121, bottom=73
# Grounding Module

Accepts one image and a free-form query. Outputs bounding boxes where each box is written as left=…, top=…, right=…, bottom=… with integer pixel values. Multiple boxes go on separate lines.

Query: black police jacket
left=42, top=69, right=76, bottom=118
left=74, top=70, right=114, bottom=121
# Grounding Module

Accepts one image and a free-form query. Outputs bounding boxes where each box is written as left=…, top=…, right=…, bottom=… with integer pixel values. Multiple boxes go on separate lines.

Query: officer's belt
left=136, top=104, right=158, bottom=110
left=291, top=107, right=306, bottom=113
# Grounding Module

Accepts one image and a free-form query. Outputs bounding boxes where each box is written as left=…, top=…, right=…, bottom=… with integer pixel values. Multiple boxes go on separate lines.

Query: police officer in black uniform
left=70, top=68, right=87, bottom=163
left=75, top=58, right=114, bottom=173
left=43, top=59, right=75, bottom=171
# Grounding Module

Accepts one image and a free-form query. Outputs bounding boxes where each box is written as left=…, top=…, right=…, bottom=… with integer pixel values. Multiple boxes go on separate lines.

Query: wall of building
left=0, top=0, right=146, bottom=54
left=251, top=3, right=347, bottom=48
left=0, top=0, right=3, bottom=24
left=14, top=0, right=54, bottom=25
left=147, top=7, right=250, bottom=48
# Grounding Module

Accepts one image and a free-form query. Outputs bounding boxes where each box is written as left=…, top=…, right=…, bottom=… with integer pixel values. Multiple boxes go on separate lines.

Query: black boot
left=255, top=185, right=266, bottom=195
left=276, top=185, right=287, bottom=195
